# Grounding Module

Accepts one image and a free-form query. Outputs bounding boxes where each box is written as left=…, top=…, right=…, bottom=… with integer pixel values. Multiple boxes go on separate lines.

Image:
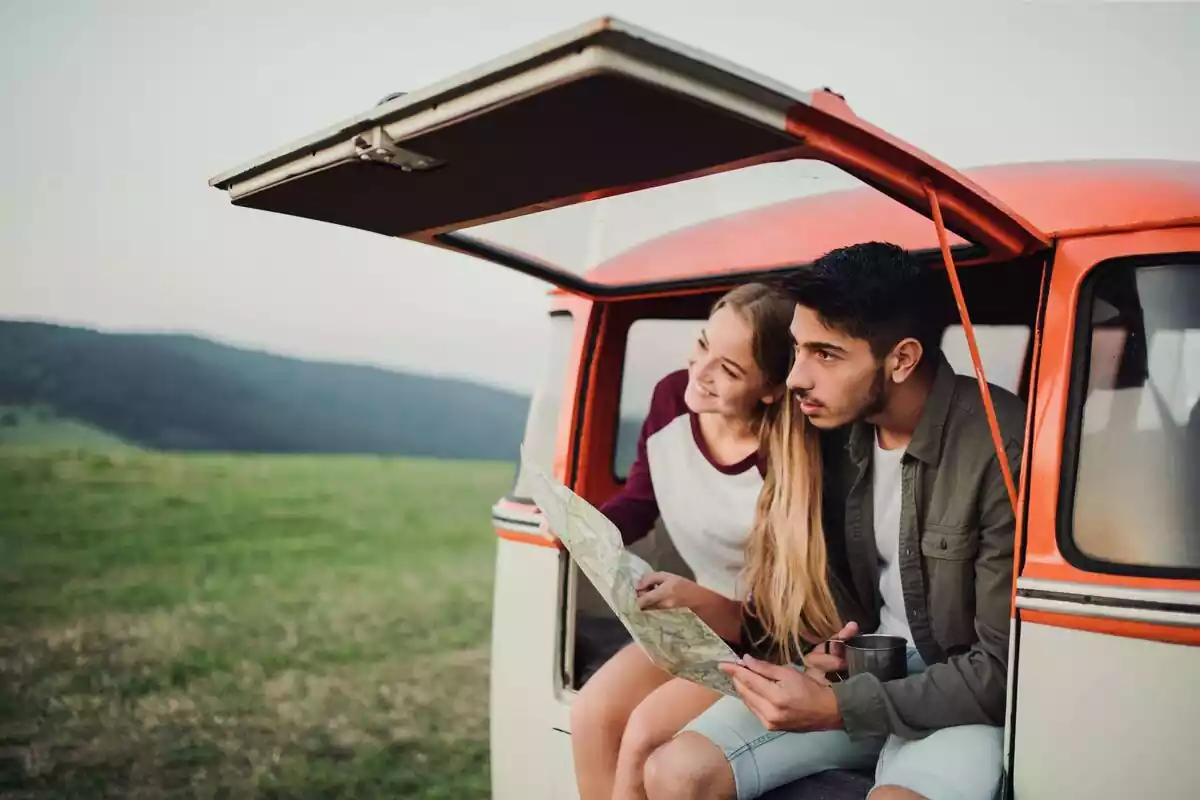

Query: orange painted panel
left=553, top=295, right=599, bottom=486
left=495, top=527, right=562, bottom=550
left=1022, top=227, right=1200, bottom=595
left=493, top=497, right=539, bottom=515
left=585, top=162, right=1200, bottom=288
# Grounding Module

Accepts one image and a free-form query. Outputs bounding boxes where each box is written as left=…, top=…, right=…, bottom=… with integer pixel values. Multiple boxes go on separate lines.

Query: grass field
left=0, top=447, right=512, bottom=799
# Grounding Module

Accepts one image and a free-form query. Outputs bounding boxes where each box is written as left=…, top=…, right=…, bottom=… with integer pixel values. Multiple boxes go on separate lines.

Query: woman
left=572, top=283, right=842, bottom=800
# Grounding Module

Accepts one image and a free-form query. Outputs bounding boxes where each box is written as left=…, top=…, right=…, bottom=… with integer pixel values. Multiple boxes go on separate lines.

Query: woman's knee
left=868, top=786, right=927, bottom=800
left=621, top=700, right=674, bottom=757
left=572, top=645, right=665, bottom=737
left=571, top=680, right=627, bottom=737
left=644, top=733, right=733, bottom=800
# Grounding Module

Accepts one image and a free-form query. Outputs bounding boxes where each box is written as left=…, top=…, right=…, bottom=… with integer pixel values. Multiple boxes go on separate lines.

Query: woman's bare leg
left=612, top=677, right=721, bottom=800
left=572, top=643, right=672, bottom=800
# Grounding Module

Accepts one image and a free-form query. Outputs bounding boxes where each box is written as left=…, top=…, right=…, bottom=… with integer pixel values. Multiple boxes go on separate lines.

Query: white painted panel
left=551, top=729, right=582, bottom=800
left=1012, top=622, right=1200, bottom=799
left=490, top=538, right=569, bottom=800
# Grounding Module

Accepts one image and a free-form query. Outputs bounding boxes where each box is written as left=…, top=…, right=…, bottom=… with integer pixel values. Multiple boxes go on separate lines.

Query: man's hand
left=802, top=621, right=859, bottom=678
left=718, top=656, right=843, bottom=732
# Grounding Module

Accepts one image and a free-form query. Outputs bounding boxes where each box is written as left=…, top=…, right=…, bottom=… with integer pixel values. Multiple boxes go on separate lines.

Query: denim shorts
left=681, top=648, right=1004, bottom=800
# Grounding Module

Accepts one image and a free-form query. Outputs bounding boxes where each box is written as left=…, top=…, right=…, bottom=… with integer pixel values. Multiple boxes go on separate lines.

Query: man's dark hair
left=780, top=241, right=939, bottom=360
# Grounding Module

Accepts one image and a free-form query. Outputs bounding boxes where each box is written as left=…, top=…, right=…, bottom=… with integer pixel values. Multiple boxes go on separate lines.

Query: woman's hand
left=635, top=572, right=744, bottom=642
left=635, top=572, right=706, bottom=610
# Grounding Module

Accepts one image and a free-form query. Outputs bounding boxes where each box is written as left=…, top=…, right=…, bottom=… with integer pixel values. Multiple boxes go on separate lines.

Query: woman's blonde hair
left=713, top=283, right=843, bottom=663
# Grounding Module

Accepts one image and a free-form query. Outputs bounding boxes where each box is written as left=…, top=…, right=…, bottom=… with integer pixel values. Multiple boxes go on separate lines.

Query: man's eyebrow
left=803, top=340, right=849, bottom=354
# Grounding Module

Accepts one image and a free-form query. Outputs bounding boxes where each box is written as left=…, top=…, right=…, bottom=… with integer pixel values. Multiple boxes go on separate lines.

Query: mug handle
left=819, top=639, right=848, bottom=682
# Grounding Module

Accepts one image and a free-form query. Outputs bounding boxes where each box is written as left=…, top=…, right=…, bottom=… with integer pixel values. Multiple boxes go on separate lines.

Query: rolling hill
left=0, top=321, right=530, bottom=460
left=0, top=405, right=135, bottom=449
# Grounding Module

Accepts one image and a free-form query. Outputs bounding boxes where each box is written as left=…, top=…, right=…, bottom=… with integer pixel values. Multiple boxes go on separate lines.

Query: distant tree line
left=0, top=321, right=531, bottom=460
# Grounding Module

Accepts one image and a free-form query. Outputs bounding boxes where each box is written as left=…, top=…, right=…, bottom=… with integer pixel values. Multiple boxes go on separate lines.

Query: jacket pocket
left=920, top=523, right=979, bottom=560
left=920, top=524, right=977, bottom=648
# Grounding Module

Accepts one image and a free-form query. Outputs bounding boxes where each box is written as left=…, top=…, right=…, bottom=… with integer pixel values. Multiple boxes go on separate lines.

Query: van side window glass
left=1068, top=260, right=1200, bottom=572
left=511, top=312, right=574, bottom=500
left=941, top=324, right=1030, bottom=395
left=614, top=318, right=706, bottom=480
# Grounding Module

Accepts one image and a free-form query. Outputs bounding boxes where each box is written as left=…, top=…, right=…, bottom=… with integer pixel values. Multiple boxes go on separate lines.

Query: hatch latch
left=353, top=127, right=444, bottom=173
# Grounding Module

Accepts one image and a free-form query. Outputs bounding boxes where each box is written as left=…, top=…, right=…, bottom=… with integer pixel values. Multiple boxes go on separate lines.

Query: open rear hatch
left=209, top=16, right=1048, bottom=296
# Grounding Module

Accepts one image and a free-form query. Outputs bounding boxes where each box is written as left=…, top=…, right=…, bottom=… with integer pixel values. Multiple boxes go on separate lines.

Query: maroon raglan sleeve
left=599, top=370, right=689, bottom=546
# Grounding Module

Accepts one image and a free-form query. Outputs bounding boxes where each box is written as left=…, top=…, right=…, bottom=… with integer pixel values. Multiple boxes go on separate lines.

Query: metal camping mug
left=843, top=634, right=909, bottom=681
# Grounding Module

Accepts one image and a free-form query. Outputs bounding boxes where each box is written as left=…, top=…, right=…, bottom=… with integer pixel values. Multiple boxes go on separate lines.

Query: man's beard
left=792, top=364, right=889, bottom=426
left=853, top=365, right=889, bottom=423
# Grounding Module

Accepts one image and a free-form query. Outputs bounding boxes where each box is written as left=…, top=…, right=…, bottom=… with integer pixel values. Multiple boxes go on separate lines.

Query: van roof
left=585, top=159, right=1200, bottom=286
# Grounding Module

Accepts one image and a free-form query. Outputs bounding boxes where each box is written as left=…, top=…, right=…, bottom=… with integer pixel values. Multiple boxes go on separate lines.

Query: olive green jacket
left=742, top=353, right=1025, bottom=741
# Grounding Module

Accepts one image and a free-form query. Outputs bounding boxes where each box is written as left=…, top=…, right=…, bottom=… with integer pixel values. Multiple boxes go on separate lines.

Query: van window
left=1065, top=258, right=1200, bottom=574
left=614, top=318, right=705, bottom=479
left=511, top=311, right=574, bottom=501
left=612, top=320, right=1034, bottom=479
left=941, top=324, right=1030, bottom=395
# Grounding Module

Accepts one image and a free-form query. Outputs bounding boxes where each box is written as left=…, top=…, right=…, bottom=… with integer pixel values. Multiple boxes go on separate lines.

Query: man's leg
left=644, top=731, right=737, bottom=800
left=870, top=724, right=1004, bottom=800
left=645, top=692, right=885, bottom=800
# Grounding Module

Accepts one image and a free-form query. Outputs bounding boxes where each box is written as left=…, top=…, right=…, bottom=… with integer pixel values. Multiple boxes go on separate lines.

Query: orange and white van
left=209, top=18, right=1199, bottom=799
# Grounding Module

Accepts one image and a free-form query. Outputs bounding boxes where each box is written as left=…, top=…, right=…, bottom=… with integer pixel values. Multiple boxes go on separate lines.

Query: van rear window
left=613, top=318, right=705, bottom=480
left=510, top=311, right=574, bottom=501
left=1063, top=257, right=1200, bottom=576
left=941, top=324, right=1030, bottom=396
left=612, top=320, right=1034, bottom=480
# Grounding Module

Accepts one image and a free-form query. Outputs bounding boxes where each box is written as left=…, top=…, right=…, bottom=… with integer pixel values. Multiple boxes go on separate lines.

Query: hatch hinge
left=352, top=127, right=444, bottom=172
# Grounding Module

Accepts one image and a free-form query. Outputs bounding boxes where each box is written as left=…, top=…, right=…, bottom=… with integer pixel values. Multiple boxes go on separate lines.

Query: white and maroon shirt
left=600, top=369, right=765, bottom=600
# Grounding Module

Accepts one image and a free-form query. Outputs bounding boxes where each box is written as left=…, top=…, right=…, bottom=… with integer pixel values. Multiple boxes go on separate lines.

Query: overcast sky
left=3, top=0, right=1198, bottom=395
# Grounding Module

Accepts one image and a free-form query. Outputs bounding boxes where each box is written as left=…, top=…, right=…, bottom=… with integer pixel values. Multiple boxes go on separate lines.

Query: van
left=208, top=17, right=1200, bottom=799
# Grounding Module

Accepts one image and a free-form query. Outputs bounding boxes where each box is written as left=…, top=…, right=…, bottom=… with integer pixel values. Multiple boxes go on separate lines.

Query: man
left=642, top=242, right=1025, bottom=800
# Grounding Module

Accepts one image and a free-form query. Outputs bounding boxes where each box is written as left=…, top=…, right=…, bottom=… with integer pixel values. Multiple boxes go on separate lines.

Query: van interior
left=566, top=253, right=1049, bottom=691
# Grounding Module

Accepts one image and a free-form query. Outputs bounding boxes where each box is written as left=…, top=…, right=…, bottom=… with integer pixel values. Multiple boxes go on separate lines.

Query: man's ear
left=889, top=337, right=924, bottom=384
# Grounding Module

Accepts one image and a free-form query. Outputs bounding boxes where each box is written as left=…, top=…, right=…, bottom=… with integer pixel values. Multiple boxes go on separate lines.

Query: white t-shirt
left=599, top=370, right=763, bottom=600
left=873, top=431, right=913, bottom=643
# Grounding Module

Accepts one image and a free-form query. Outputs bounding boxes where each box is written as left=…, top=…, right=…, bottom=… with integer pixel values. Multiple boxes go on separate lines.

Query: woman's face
left=684, top=305, right=776, bottom=420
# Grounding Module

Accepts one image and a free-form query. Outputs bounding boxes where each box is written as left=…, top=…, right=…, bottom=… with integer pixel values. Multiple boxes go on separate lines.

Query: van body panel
left=488, top=537, right=568, bottom=799
left=1010, top=622, right=1199, bottom=799
left=1008, top=226, right=1200, bottom=797
left=549, top=730, right=581, bottom=800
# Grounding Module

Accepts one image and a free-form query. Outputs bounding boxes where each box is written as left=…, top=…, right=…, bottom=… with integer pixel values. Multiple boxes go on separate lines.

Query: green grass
left=0, top=448, right=510, bottom=798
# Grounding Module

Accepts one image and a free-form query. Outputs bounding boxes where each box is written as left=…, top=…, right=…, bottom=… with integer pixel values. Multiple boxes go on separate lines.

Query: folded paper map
left=521, top=455, right=741, bottom=697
